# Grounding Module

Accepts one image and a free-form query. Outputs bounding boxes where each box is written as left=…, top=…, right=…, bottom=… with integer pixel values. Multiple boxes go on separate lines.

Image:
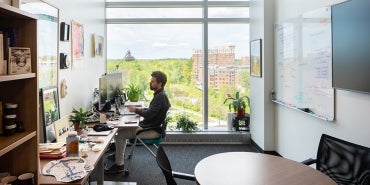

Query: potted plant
left=175, top=113, right=198, bottom=133
left=125, top=83, right=141, bottom=102
left=223, top=91, right=250, bottom=118
left=68, top=107, right=92, bottom=132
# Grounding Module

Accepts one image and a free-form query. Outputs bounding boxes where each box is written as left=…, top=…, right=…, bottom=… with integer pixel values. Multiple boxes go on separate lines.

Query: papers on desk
left=87, top=129, right=113, bottom=136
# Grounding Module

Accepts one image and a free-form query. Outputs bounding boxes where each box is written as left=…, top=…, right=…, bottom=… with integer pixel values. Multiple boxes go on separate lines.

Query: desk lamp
left=115, top=50, right=135, bottom=70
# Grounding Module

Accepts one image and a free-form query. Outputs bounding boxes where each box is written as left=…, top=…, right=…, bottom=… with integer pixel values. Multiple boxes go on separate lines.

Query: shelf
left=272, top=99, right=334, bottom=121
left=0, top=73, right=36, bottom=82
left=0, top=131, right=37, bottom=157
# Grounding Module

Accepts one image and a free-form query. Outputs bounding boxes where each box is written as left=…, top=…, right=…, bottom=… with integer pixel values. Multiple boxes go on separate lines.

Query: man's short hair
left=151, top=71, right=167, bottom=87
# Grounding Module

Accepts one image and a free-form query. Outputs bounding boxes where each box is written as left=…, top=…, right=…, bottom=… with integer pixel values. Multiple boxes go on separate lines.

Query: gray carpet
left=93, top=144, right=258, bottom=185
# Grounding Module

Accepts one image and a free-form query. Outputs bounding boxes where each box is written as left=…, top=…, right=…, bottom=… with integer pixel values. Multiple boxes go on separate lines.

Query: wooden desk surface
left=39, top=128, right=118, bottom=185
left=194, top=152, right=337, bottom=185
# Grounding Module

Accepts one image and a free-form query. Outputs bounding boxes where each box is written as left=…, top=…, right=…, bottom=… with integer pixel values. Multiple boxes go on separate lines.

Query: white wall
left=251, top=0, right=370, bottom=162
left=249, top=0, right=275, bottom=151
left=45, top=0, right=106, bottom=118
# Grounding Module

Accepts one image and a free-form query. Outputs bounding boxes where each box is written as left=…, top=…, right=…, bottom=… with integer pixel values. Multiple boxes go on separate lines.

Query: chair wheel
left=124, top=170, right=129, bottom=175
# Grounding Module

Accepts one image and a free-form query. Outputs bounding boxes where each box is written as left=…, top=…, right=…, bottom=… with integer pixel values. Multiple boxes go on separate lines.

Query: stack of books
left=39, top=143, right=66, bottom=159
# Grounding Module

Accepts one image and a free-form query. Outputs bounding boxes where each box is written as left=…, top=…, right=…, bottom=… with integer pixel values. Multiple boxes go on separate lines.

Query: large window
left=106, top=1, right=250, bottom=131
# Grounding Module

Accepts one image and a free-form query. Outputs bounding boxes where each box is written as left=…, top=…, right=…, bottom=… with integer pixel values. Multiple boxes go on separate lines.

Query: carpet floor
left=91, top=144, right=258, bottom=185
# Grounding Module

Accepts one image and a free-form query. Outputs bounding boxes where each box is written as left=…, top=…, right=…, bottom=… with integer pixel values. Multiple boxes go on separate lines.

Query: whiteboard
left=274, top=7, right=334, bottom=121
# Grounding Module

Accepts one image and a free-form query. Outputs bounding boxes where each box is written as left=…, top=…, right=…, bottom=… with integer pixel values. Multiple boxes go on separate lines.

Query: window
left=106, top=1, right=250, bottom=130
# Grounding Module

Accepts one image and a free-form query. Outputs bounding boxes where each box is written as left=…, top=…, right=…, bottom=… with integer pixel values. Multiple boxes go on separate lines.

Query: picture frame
left=60, top=22, right=70, bottom=41
left=40, top=86, right=60, bottom=143
left=8, top=47, right=32, bottom=75
left=250, top=39, right=262, bottom=77
left=93, top=34, right=104, bottom=58
left=71, top=20, right=84, bottom=61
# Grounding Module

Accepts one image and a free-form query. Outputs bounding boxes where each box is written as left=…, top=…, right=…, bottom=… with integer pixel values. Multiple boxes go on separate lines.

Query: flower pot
left=236, top=109, right=245, bottom=118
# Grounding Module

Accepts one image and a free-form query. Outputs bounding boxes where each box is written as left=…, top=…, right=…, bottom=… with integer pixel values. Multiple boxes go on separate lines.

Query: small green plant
left=68, top=107, right=92, bottom=128
left=175, top=113, right=198, bottom=133
left=125, top=83, right=142, bottom=102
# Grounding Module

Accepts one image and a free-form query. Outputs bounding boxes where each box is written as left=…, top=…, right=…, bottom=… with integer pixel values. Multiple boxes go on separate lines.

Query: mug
left=17, top=173, right=34, bottom=185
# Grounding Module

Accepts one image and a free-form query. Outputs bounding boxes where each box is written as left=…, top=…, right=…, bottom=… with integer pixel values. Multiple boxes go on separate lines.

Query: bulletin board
left=274, top=7, right=334, bottom=121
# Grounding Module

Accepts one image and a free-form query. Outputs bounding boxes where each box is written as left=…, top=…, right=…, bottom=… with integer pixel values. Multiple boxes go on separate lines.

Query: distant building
left=192, top=45, right=250, bottom=89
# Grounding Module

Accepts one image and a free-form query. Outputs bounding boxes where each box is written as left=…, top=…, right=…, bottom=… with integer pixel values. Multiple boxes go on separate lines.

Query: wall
left=249, top=0, right=275, bottom=151
left=45, top=0, right=106, bottom=118
left=251, top=0, right=370, bottom=161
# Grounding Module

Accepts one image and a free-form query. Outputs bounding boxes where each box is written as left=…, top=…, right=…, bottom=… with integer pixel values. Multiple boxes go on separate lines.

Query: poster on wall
left=71, top=20, right=84, bottom=63
left=94, top=34, right=104, bottom=58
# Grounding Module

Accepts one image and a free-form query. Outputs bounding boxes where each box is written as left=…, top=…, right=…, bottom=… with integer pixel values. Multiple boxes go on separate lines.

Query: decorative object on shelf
left=60, top=22, right=70, bottom=41
left=175, top=113, right=198, bottom=133
left=250, top=38, right=262, bottom=77
left=68, top=107, right=92, bottom=133
left=59, top=53, right=69, bottom=69
left=71, top=20, right=84, bottom=62
left=125, top=83, right=141, bottom=102
left=8, top=47, right=31, bottom=75
left=224, top=91, right=250, bottom=118
left=40, top=86, right=60, bottom=143
left=93, top=34, right=103, bottom=58
left=232, top=115, right=250, bottom=131
left=60, top=79, right=68, bottom=99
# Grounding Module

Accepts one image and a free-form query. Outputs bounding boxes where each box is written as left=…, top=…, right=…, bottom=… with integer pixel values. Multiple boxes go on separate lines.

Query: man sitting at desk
left=105, top=70, right=171, bottom=174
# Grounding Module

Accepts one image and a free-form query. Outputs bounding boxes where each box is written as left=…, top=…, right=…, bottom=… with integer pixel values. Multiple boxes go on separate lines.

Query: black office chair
left=302, top=134, right=370, bottom=185
left=156, top=146, right=196, bottom=185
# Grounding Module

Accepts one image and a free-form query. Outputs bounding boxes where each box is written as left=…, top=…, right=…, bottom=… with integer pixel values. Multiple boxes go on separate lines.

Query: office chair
left=156, top=146, right=196, bottom=185
left=123, top=112, right=169, bottom=175
left=302, top=134, right=370, bottom=185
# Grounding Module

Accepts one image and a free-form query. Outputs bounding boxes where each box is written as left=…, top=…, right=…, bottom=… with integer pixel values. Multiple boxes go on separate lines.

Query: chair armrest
left=301, top=158, right=317, bottom=165
left=136, top=126, right=161, bottom=135
left=172, top=171, right=196, bottom=181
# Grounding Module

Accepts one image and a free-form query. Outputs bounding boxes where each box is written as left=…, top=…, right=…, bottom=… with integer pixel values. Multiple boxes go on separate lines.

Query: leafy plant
left=125, top=83, right=142, bottom=102
left=223, top=91, right=250, bottom=112
left=175, top=113, right=198, bottom=133
left=68, top=107, right=92, bottom=128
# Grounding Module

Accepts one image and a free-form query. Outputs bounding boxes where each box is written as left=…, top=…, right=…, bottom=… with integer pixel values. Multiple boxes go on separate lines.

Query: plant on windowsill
left=175, top=113, right=199, bottom=133
left=125, top=83, right=142, bottom=102
left=68, top=107, right=92, bottom=133
left=223, top=91, right=250, bottom=118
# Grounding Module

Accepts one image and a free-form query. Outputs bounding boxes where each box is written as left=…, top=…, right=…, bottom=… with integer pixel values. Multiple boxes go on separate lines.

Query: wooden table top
left=194, top=152, right=337, bottom=185
left=39, top=128, right=118, bottom=185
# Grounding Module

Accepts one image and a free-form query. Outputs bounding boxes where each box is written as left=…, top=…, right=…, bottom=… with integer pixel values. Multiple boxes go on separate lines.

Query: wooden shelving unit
left=0, top=3, right=39, bottom=183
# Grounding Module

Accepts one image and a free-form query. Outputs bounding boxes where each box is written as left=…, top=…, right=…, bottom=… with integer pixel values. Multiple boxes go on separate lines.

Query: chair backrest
left=156, top=146, right=177, bottom=185
left=316, top=134, right=370, bottom=185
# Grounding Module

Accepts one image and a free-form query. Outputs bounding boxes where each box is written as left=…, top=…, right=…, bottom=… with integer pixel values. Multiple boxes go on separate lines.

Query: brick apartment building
left=192, top=45, right=250, bottom=90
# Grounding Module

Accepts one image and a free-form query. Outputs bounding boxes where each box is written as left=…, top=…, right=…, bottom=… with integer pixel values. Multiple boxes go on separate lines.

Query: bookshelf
left=0, top=3, right=39, bottom=183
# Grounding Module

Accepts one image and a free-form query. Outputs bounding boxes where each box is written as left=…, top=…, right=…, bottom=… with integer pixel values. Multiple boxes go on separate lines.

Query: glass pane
left=208, top=7, right=249, bottom=18
left=107, top=24, right=203, bottom=130
left=205, top=24, right=250, bottom=130
left=107, top=0, right=198, bottom=1
left=107, top=8, right=202, bottom=18
left=21, top=2, right=58, bottom=88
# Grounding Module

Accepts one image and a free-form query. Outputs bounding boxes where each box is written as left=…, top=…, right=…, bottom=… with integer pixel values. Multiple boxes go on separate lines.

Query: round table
left=194, top=152, right=337, bottom=185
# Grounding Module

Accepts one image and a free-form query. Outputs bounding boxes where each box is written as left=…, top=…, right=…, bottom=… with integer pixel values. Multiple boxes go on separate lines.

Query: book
left=0, top=101, right=3, bottom=134
left=0, top=33, right=4, bottom=75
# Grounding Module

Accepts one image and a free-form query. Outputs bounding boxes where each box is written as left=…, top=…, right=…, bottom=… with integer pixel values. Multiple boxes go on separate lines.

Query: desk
left=39, top=128, right=118, bottom=185
left=194, top=152, right=336, bottom=185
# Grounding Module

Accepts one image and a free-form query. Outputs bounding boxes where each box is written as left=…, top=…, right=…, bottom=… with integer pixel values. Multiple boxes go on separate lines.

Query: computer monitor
left=99, top=72, right=124, bottom=111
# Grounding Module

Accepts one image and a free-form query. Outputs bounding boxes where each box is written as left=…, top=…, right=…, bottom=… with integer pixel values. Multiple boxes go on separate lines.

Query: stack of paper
left=39, top=142, right=66, bottom=159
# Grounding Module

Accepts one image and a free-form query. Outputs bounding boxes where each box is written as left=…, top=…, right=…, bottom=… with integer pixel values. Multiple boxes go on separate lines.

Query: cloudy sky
left=106, top=6, right=250, bottom=59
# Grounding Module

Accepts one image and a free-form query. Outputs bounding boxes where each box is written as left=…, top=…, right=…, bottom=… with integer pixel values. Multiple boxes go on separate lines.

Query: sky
left=106, top=6, right=250, bottom=59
